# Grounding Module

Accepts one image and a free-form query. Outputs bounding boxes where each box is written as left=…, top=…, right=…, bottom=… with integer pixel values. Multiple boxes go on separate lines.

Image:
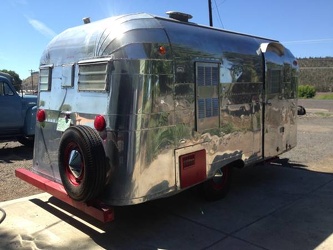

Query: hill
left=298, top=57, right=333, bottom=92
left=22, top=72, right=39, bottom=93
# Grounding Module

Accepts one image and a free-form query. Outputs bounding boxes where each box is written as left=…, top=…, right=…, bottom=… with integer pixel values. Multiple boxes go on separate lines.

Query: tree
left=0, top=69, right=22, bottom=91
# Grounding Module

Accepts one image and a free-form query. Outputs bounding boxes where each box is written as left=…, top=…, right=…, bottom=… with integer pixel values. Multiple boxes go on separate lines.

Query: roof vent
left=166, top=11, right=193, bottom=22
left=82, top=17, right=91, bottom=24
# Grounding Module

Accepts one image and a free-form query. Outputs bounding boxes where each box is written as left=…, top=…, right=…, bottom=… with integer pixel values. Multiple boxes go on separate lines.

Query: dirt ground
left=290, top=98, right=333, bottom=174
left=0, top=142, right=41, bottom=202
left=1, top=99, right=333, bottom=202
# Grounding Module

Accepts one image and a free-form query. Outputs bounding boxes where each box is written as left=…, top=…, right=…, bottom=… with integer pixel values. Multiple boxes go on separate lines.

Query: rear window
left=78, top=60, right=110, bottom=91
left=39, top=65, right=53, bottom=91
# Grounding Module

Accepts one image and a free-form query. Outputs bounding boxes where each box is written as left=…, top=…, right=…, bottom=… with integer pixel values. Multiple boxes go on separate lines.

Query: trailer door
left=261, top=42, right=294, bottom=158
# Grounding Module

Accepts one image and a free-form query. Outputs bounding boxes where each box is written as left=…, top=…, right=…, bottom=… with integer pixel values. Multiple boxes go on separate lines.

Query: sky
left=1, top=0, right=333, bottom=79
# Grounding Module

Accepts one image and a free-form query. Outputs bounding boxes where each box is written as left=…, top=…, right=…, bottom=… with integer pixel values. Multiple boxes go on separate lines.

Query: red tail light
left=94, top=115, right=106, bottom=131
left=37, top=109, right=46, bottom=122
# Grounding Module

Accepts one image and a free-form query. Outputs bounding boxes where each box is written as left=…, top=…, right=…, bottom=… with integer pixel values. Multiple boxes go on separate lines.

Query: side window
left=268, top=69, right=281, bottom=94
left=39, top=66, right=53, bottom=91
left=196, top=62, right=220, bottom=132
left=4, top=82, right=14, bottom=95
left=196, top=63, right=219, bottom=119
left=0, top=81, right=14, bottom=96
left=78, top=61, right=110, bottom=91
left=0, top=82, right=4, bottom=95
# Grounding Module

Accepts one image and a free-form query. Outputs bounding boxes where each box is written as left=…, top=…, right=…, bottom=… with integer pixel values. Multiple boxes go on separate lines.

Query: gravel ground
left=1, top=100, right=332, bottom=202
left=281, top=99, right=333, bottom=173
left=0, top=142, right=41, bottom=202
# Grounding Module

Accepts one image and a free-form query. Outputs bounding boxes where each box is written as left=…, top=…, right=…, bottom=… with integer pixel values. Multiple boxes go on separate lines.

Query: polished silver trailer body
left=33, top=13, right=299, bottom=205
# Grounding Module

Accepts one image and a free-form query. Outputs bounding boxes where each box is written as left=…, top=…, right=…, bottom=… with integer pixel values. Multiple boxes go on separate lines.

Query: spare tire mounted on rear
left=58, top=125, right=107, bottom=202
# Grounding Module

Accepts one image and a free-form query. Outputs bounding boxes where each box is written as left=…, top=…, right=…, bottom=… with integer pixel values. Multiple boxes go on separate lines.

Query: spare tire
left=58, top=125, right=107, bottom=202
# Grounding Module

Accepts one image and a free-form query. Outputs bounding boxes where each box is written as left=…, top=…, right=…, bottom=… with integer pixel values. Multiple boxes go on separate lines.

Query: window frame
left=195, top=61, right=220, bottom=132
left=0, top=81, right=15, bottom=96
left=77, top=58, right=112, bottom=92
left=39, top=64, right=53, bottom=91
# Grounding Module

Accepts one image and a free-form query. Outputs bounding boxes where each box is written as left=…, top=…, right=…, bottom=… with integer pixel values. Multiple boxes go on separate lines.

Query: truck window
left=0, top=81, right=14, bottom=96
left=0, top=82, right=4, bottom=95
left=78, top=62, right=109, bottom=91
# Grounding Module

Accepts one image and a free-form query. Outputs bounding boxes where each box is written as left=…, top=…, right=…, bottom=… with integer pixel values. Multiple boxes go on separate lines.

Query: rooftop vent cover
left=166, top=11, right=193, bottom=22
left=82, top=17, right=91, bottom=24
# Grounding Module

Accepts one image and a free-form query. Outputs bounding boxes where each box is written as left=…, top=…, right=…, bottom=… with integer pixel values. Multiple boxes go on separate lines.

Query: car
left=0, top=72, right=37, bottom=147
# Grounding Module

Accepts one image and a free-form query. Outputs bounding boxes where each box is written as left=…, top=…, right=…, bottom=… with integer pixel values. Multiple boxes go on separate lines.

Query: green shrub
left=298, top=85, right=316, bottom=98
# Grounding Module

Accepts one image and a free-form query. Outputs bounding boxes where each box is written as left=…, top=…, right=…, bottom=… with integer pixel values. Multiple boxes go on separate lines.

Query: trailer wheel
left=58, top=125, right=107, bottom=202
left=202, top=165, right=231, bottom=201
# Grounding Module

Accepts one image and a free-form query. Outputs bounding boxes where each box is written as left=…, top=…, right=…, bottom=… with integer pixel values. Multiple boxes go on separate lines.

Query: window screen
left=196, top=63, right=220, bottom=119
left=197, top=65, right=219, bottom=86
left=268, top=69, right=281, bottom=93
left=196, top=62, right=220, bottom=131
left=198, top=98, right=219, bottom=119
left=78, top=62, right=109, bottom=91
left=39, top=66, right=52, bottom=91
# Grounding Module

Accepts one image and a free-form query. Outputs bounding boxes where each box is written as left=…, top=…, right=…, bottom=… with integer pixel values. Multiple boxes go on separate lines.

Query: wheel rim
left=211, top=167, right=228, bottom=190
left=64, top=144, right=84, bottom=186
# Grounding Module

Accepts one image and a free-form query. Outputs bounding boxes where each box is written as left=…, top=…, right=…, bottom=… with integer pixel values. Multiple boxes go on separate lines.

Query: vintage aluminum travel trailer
left=17, top=12, right=304, bottom=221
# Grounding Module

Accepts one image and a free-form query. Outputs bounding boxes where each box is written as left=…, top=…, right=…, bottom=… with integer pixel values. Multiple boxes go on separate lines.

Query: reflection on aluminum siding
left=263, top=49, right=298, bottom=158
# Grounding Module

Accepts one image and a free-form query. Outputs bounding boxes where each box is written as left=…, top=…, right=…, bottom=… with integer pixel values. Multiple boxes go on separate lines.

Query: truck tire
left=202, top=165, right=231, bottom=201
left=58, top=125, right=107, bottom=202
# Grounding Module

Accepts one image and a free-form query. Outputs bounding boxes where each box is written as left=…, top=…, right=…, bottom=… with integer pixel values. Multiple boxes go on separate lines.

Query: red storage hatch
left=179, top=149, right=206, bottom=188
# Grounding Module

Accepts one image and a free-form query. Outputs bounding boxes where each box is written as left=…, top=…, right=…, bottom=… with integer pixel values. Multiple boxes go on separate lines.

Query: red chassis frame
left=15, top=168, right=114, bottom=223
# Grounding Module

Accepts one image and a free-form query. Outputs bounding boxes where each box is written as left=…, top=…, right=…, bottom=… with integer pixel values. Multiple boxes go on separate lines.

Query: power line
left=216, top=0, right=227, bottom=8
left=213, top=0, right=225, bottom=28
left=283, top=38, right=333, bottom=45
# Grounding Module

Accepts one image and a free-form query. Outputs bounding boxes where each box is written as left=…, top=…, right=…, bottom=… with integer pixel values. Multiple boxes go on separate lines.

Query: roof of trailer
left=46, top=11, right=277, bottom=48
left=40, top=13, right=162, bottom=65
left=40, top=12, right=279, bottom=66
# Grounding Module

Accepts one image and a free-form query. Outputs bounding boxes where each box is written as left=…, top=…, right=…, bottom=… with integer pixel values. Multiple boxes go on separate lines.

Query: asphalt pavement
left=1, top=102, right=333, bottom=250
left=1, top=161, right=333, bottom=250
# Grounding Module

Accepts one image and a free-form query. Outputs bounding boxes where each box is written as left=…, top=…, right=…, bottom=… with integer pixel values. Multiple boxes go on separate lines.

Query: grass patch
left=314, top=93, right=333, bottom=100
left=314, top=112, right=332, bottom=117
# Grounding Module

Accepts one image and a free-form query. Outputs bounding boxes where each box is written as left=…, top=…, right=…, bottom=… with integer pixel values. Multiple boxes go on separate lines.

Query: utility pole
left=29, top=69, right=34, bottom=93
left=208, top=0, right=213, bottom=27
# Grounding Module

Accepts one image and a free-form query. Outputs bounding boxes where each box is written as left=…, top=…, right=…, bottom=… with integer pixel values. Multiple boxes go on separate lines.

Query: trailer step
left=15, top=168, right=114, bottom=223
